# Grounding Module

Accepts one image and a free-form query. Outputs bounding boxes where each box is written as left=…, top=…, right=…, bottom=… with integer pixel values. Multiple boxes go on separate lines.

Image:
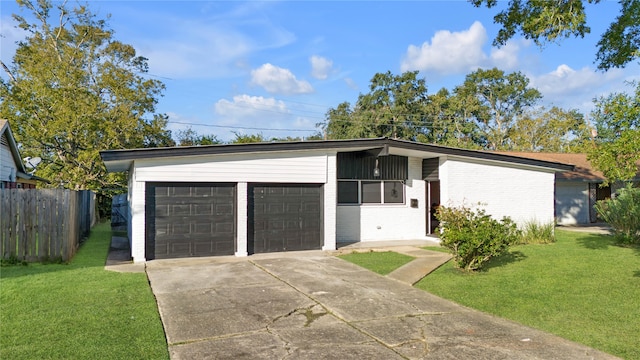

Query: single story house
left=0, top=120, right=48, bottom=189
left=100, top=138, right=573, bottom=262
left=497, top=152, right=640, bottom=225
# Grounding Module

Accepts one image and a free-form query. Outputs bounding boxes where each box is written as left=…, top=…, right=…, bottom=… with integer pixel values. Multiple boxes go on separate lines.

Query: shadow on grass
left=575, top=233, right=616, bottom=250
left=481, top=251, right=527, bottom=272
left=0, top=223, right=112, bottom=279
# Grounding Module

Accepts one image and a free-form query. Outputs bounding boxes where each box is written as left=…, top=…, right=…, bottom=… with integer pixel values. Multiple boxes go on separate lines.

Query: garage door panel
left=146, top=183, right=236, bottom=260
left=249, top=184, right=323, bottom=254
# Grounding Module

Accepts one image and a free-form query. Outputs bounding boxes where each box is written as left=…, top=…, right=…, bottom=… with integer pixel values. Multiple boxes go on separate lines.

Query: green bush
left=595, top=184, right=640, bottom=244
left=436, top=205, right=520, bottom=271
left=519, top=220, right=556, bottom=244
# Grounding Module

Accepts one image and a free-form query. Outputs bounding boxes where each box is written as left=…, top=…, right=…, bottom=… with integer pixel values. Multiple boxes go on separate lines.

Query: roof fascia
left=101, top=137, right=574, bottom=173
left=1, top=121, right=28, bottom=173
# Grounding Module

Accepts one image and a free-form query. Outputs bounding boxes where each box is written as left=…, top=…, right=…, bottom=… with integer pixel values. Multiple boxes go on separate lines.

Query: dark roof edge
left=100, top=137, right=574, bottom=172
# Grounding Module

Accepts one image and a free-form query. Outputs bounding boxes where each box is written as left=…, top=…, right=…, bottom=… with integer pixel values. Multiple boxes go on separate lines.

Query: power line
left=167, top=121, right=319, bottom=133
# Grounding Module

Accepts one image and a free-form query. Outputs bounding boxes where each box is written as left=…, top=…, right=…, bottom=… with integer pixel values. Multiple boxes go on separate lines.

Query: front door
left=426, top=181, right=440, bottom=235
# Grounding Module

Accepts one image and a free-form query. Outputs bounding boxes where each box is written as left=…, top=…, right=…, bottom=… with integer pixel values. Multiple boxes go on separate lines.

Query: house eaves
left=1, top=119, right=27, bottom=175
left=100, top=137, right=575, bottom=173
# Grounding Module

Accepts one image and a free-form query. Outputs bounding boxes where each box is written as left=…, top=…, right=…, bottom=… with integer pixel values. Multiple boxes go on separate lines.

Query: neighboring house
left=496, top=152, right=640, bottom=225
left=0, top=120, right=48, bottom=189
left=100, top=138, right=573, bottom=262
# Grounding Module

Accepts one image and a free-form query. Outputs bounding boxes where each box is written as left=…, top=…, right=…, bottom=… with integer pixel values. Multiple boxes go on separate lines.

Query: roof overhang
left=100, top=138, right=575, bottom=173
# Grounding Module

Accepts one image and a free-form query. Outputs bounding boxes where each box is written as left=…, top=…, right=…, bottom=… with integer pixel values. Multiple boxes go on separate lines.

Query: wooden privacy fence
left=0, top=189, right=95, bottom=262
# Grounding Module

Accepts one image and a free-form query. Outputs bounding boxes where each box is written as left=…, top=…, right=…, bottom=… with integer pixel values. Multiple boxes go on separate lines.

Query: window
left=337, top=181, right=358, bottom=204
left=361, top=181, right=381, bottom=203
left=384, top=181, right=404, bottom=203
left=338, top=180, right=404, bottom=205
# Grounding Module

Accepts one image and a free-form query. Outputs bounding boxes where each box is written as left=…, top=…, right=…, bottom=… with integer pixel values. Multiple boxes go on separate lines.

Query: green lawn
left=0, top=222, right=169, bottom=360
left=415, top=229, right=640, bottom=360
left=338, top=251, right=415, bottom=275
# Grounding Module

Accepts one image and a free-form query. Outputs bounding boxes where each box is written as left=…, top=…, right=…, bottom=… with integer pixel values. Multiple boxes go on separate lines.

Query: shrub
left=519, top=221, right=556, bottom=244
left=595, top=184, right=640, bottom=244
left=436, top=205, right=520, bottom=271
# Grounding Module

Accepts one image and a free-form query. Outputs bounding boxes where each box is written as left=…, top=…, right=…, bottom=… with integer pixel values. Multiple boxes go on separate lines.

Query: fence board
left=36, top=190, right=49, bottom=259
left=1, top=189, right=95, bottom=262
left=1, top=191, right=9, bottom=257
left=9, top=190, right=17, bottom=258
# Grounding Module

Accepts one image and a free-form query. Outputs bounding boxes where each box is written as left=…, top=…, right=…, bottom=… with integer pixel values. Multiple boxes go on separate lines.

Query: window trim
left=337, top=180, right=405, bottom=205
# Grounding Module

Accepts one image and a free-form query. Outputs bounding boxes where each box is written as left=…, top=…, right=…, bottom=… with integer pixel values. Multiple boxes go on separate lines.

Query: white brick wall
left=323, top=154, right=337, bottom=250
left=440, top=157, right=556, bottom=227
left=129, top=167, right=147, bottom=262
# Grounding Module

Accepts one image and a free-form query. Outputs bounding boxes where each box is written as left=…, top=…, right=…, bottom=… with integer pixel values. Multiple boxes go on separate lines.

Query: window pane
left=384, top=181, right=404, bottom=203
left=337, top=181, right=358, bottom=204
left=361, top=181, right=381, bottom=203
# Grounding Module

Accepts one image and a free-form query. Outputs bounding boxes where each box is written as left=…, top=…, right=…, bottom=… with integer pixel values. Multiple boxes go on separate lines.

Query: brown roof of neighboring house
left=496, top=152, right=640, bottom=182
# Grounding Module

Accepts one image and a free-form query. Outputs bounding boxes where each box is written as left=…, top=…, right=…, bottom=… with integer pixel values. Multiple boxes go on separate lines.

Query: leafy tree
left=356, top=71, right=429, bottom=139
left=588, top=81, right=640, bottom=184
left=510, top=106, right=590, bottom=152
left=453, top=68, right=542, bottom=150
left=322, top=102, right=359, bottom=139
left=0, top=0, right=170, bottom=204
left=176, top=127, right=220, bottom=146
left=418, top=88, right=483, bottom=149
left=230, top=132, right=268, bottom=144
left=596, top=0, right=640, bottom=70
left=143, top=114, right=176, bottom=148
left=322, top=71, right=429, bottom=140
left=471, top=0, right=640, bottom=70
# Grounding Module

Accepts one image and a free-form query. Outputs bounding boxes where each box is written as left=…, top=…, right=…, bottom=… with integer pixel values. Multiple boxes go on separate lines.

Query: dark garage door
left=146, top=183, right=236, bottom=260
left=249, top=184, right=323, bottom=254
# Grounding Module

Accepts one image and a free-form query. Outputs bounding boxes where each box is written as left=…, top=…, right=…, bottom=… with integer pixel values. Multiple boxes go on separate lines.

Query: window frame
left=337, top=179, right=405, bottom=205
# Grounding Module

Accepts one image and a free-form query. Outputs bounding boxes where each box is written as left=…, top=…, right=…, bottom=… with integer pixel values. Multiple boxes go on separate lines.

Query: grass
left=0, top=222, right=169, bottom=360
left=415, top=229, right=640, bottom=360
left=421, top=245, right=451, bottom=253
left=519, top=220, right=556, bottom=244
left=338, top=251, right=415, bottom=275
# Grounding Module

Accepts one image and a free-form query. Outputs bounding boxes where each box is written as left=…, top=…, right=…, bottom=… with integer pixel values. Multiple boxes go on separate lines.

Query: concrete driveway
left=146, top=251, right=618, bottom=360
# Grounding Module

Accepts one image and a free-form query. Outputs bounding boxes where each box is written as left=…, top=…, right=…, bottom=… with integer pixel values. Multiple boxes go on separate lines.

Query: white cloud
left=401, top=21, right=489, bottom=74
left=250, top=63, right=314, bottom=95
left=344, top=77, right=358, bottom=90
left=310, top=55, right=333, bottom=80
left=530, top=64, right=628, bottom=112
left=130, top=6, right=295, bottom=79
left=489, top=40, right=523, bottom=70
left=214, top=94, right=289, bottom=121
left=400, top=21, right=528, bottom=75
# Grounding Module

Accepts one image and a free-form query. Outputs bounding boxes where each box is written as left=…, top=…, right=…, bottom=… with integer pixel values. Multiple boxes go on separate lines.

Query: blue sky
left=2, top=1, right=638, bottom=142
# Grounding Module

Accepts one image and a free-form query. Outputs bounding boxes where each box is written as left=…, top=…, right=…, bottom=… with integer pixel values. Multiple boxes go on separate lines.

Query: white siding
left=1, top=140, right=17, bottom=182
left=440, top=157, right=556, bottom=227
left=134, top=152, right=328, bottom=183
left=336, top=157, right=428, bottom=242
left=555, top=182, right=589, bottom=225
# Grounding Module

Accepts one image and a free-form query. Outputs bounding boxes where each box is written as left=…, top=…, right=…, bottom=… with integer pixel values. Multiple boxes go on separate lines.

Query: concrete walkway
left=334, top=240, right=452, bottom=285
left=104, top=237, right=453, bottom=284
